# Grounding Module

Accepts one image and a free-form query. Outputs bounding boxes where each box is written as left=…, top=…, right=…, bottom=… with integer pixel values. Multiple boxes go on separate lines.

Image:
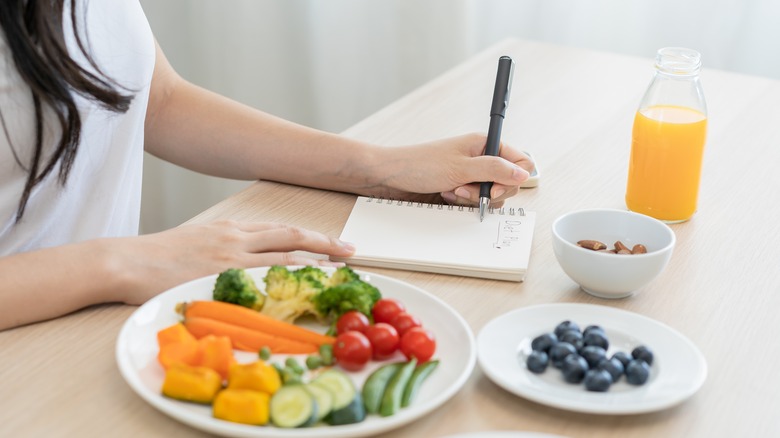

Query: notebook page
left=336, top=197, right=535, bottom=281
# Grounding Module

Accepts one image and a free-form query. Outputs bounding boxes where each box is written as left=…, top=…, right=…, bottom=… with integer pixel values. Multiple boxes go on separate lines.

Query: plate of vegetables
left=477, top=303, right=706, bottom=414
left=116, top=265, right=475, bottom=437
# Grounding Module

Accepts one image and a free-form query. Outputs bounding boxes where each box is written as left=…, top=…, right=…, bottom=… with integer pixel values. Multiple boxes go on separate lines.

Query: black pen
left=479, top=55, right=515, bottom=222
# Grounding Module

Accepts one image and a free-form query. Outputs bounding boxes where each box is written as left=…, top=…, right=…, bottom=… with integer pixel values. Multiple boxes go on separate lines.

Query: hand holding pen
left=479, top=56, right=515, bottom=221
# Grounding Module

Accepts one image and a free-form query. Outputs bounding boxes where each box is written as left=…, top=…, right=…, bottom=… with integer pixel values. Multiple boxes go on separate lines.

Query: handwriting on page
left=493, top=219, right=524, bottom=249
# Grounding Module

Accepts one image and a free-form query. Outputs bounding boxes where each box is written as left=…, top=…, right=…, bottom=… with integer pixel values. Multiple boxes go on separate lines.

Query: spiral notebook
left=332, top=196, right=536, bottom=282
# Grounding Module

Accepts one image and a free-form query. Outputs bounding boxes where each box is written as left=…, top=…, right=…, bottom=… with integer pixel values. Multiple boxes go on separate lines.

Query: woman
left=0, top=0, right=533, bottom=330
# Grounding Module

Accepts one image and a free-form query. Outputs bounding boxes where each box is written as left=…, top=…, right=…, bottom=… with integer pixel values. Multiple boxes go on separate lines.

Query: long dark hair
left=0, top=0, right=133, bottom=221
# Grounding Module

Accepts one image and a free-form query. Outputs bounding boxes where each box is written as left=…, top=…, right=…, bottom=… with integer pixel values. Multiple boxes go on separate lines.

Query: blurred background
left=138, top=0, right=780, bottom=233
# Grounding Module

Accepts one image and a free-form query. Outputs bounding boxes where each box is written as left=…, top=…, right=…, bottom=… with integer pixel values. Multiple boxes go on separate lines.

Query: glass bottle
left=625, top=47, right=708, bottom=223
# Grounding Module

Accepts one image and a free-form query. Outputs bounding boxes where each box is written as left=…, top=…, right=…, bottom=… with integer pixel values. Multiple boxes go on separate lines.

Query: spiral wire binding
left=365, top=196, right=525, bottom=216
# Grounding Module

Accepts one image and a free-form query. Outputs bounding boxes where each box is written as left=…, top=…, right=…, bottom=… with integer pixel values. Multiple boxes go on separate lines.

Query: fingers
left=244, top=225, right=355, bottom=257
left=442, top=183, right=518, bottom=206
left=180, top=220, right=354, bottom=270
left=243, top=252, right=348, bottom=269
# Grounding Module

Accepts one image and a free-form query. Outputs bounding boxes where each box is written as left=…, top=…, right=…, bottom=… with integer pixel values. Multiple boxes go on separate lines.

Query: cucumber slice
left=310, top=369, right=356, bottom=411
left=304, top=383, right=333, bottom=422
left=326, top=392, right=366, bottom=425
left=362, top=362, right=403, bottom=414
left=270, top=385, right=318, bottom=428
left=379, top=358, right=417, bottom=417
left=401, top=359, right=439, bottom=407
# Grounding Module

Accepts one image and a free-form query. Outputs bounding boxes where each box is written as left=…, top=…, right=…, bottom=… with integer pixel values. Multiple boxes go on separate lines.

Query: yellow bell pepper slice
left=213, top=389, right=270, bottom=425
left=227, top=360, right=282, bottom=395
left=161, top=364, right=222, bottom=404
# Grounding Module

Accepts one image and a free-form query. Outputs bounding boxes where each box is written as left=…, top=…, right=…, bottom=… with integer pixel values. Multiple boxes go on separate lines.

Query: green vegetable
left=312, top=275, right=382, bottom=335
left=379, top=358, right=417, bottom=417
left=325, top=393, right=366, bottom=425
left=319, top=344, right=334, bottom=366
left=212, top=268, right=265, bottom=310
left=362, top=362, right=403, bottom=414
left=277, top=362, right=304, bottom=386
left=305, top=355, right=323, bottom=370
left=401, top=359, right=439, bottom=407
left=327, top=266, right=361, bottom=287
left=311, top=368, right=365, bottom=426
left=270, top=385, right=318, bottom=428
left=296, top=265, right=330, bottom=286
left=310, top=369, right=356, bottom=411
left=261, top=266, right=327, bottom=322
left=285, top=357, right=305, bottom=375
left=258, top=346, right=272, bottom=361
left=304, top=383, right=333, bottom=421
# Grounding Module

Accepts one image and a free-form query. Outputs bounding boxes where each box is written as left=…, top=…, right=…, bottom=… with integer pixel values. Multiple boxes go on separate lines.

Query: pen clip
left=491, top=56, right=514, bottom=117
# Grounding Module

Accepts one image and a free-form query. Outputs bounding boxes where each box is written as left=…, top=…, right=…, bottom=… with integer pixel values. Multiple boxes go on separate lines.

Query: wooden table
left=2, top=38, right=779, bottom=437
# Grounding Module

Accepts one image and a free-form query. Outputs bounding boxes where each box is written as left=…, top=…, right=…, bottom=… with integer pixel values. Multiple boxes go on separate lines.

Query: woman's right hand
left=113, top=220, right=355, bottom=305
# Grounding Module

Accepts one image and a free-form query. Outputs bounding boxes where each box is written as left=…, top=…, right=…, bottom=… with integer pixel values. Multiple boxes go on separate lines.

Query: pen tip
left=479, top=197, right=490, bottom=222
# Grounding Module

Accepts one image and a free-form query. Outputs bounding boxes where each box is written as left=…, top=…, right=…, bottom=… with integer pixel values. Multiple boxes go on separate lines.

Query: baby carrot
left=183, top=316, right=319, bottom=355
left=180, top=301, right=334, bottom=346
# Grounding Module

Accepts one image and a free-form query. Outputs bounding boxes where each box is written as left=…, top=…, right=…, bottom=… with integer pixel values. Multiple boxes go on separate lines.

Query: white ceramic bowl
left=551, top=209, right=676, bottom=299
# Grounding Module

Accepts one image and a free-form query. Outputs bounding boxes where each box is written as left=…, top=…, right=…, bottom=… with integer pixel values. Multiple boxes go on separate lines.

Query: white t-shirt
left=0, top=0, right=155, bottom=255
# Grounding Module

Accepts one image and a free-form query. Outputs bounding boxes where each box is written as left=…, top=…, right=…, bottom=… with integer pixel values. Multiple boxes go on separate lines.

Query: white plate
left=116, top=266, right=476, bottom=438
left=477, top=303, right=706, bottom=415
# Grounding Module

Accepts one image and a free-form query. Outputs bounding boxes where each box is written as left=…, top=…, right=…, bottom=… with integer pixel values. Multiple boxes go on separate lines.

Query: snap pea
left=401, top=359, right=439, bottom=407
left=379, top=358, right=417, bottom=417
left=361, top=362, right=403, bottom=414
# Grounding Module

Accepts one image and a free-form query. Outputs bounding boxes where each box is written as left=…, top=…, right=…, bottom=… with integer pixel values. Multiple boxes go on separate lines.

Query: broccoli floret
left=295, top=269, right=327, bottom=302
left=313, top=279, right=382, bottom=334
left=264, top=265, right=300, bottom=300
left=213, top=268, right=265, bottom=310
left=294, top=266, right=329, bottom=285
left=327, top=266, right=361, bottom=287
left=261, top=266, right=327, bottom=323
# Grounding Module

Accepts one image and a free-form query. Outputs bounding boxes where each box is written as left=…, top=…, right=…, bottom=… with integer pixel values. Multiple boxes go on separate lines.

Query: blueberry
left=584, top=369, right=613, bottom=392
left=626, top=360, right=651, bottom=385
left=582, top=331, right=609, bottom=350
left=554, top=320, right=580, bottom=338
left=583, top=325, right=605, bottom=337
left=561, top=354, right=589, bottom=384
left=549, top=342, right=578, bottom=368
left=526, top=350, right=549, bottom=374
left=559, top=330, right=584, bottom=351
left=596, top=357, right=625, bottom=382
left=632, top=345, right=654, bottom=366
left=531, top=332, right=557, bottom=353
left=611, top=351, right=632, bottom=369
left=580, top=345, right=607, bottom=368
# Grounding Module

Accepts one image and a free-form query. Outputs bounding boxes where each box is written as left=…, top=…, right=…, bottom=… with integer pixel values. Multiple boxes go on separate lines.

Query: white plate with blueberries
left=476, top=303, right=706, bottom=414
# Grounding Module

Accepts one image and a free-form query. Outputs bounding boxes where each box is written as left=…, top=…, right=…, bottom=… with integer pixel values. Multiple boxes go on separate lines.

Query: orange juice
left=625, top=105, right=707, bottom=222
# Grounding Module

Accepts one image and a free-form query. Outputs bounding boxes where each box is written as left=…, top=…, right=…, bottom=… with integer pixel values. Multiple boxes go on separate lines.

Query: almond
left=614, top=241, right=630, bottom=252
left=577, top=240, right=607, bottom=251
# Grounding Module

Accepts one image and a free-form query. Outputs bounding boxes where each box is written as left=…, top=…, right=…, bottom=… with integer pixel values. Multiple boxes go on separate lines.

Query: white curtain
left=138, top=0, right=780, bottom=233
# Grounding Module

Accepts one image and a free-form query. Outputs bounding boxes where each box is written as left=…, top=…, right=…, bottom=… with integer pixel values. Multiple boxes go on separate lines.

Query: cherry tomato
left=335, top=310, right=370, bottom=335
left=400, top=327, right=436, bottom=362
left=364, top=322, right=400, bottom=360
left=372, top=298, right=406, bottom=325
left=333, top=331, right=373, bottom=371
left=390, top=311, right=422, bottom=336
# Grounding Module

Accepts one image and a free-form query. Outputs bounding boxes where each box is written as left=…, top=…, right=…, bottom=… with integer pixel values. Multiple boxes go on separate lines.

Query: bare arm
left=144, top=42, right=380, bottom=193
left=0, top=221, right=355, bottom=331
left=143, top=42, right=534, bottom=203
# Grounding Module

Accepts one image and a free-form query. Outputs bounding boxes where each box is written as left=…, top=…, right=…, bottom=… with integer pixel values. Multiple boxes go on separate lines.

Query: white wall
left=138, top=0, right=780, bottom=233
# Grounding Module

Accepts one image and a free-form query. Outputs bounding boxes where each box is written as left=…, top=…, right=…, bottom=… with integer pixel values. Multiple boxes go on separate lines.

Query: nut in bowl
left=551, top=209, right=675, bottom=299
